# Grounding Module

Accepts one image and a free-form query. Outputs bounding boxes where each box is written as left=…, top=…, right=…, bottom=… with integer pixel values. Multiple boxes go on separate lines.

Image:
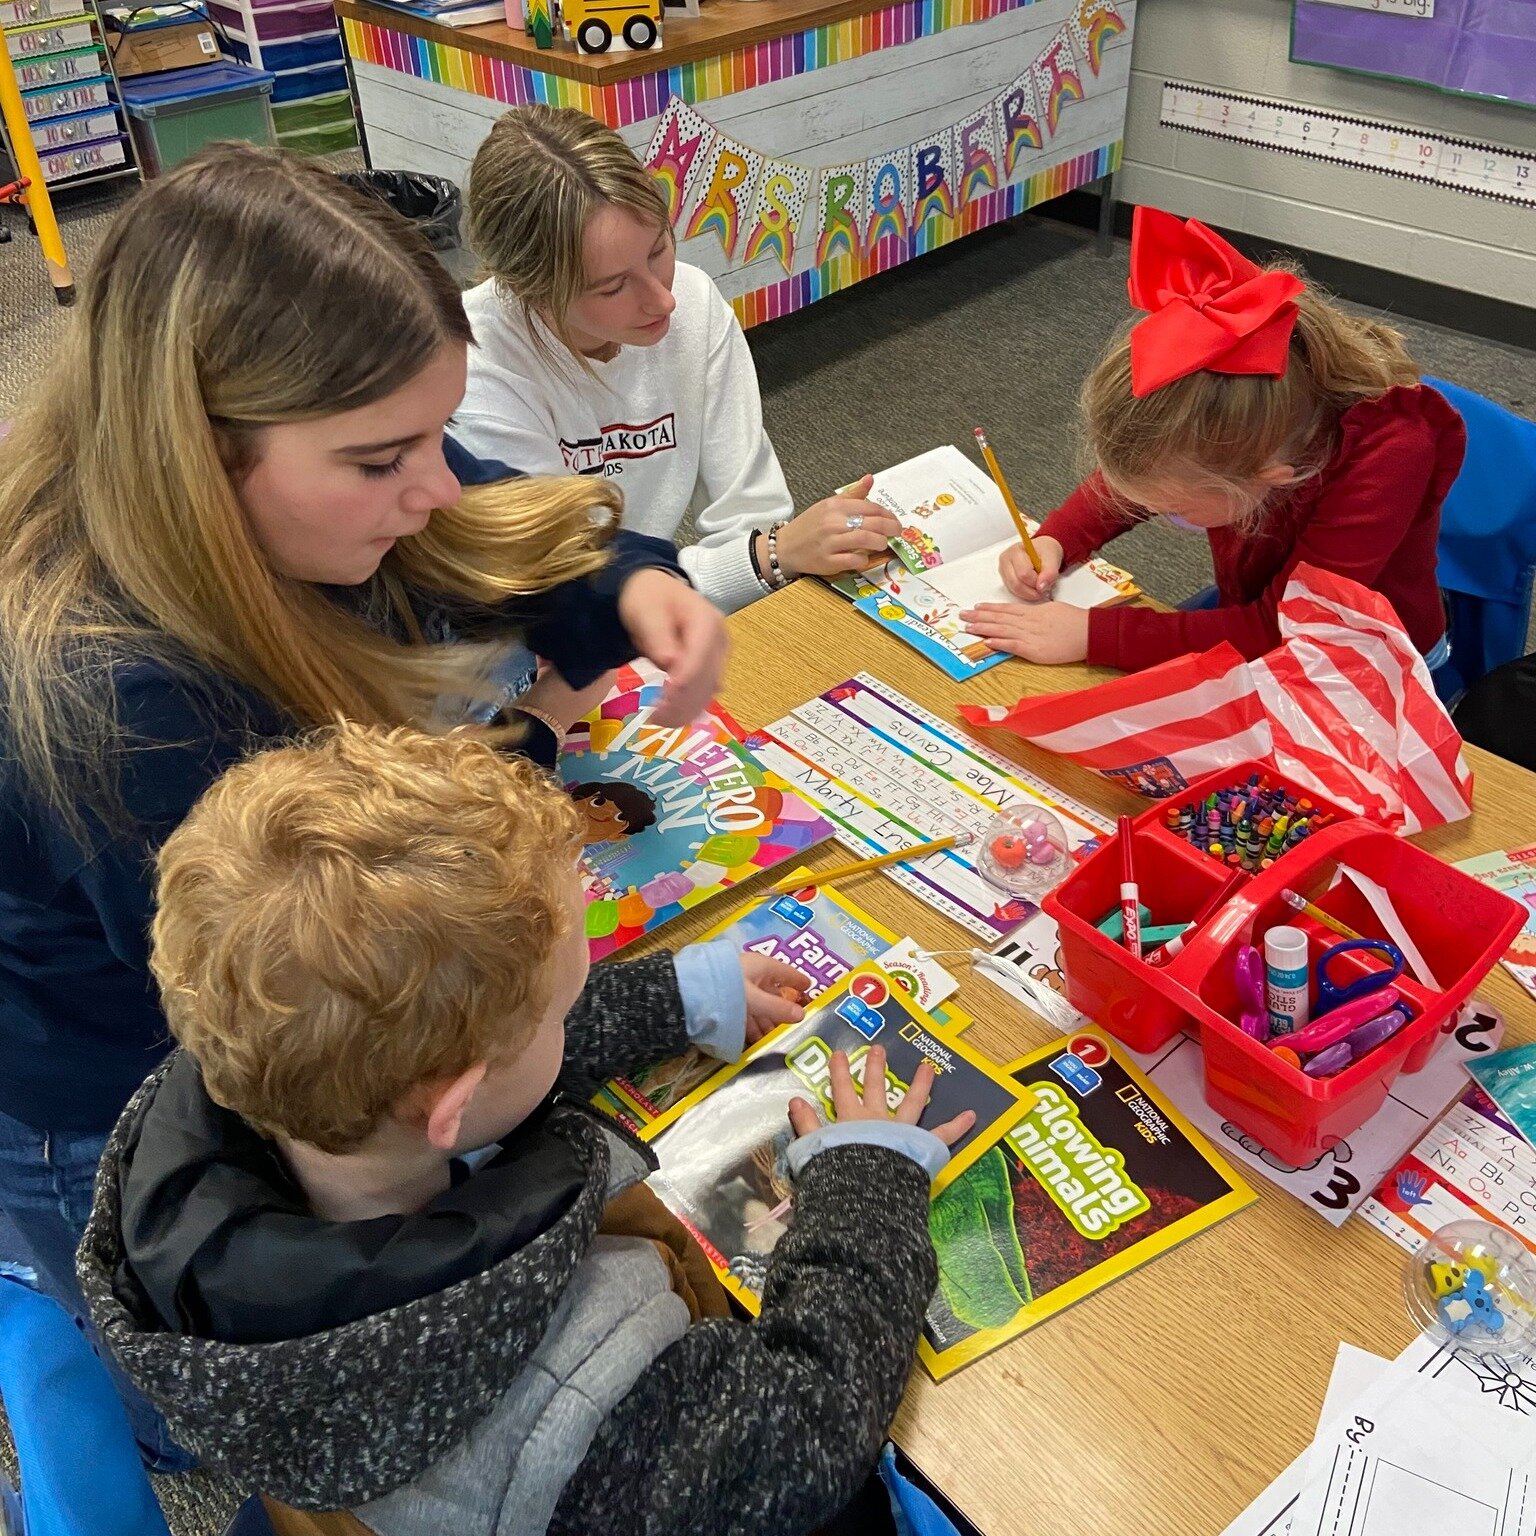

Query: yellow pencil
left=1280, top=888, right=1364, bottom=942
left=770, top=834, right=963, bottom=893
left=973, top=426, right=1041, bottom=574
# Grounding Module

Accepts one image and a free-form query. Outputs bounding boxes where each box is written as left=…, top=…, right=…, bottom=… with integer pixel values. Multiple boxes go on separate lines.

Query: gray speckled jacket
left=79, top=953, right=939, bottom=1536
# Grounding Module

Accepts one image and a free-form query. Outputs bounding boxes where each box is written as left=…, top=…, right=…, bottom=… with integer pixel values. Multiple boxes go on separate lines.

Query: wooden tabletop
left=337, top=0, right=898, bottom=86
left=637, top=578, right=1536, bottom=1536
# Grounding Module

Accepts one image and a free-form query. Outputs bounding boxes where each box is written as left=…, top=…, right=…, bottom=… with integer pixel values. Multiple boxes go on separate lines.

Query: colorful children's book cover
left=598, top=878, right=971, bottom=1126
left=560, top=663, right=832, bottom=959
left=1466, top=1044, right=1536, bottom=1150
left=640, top=964, right=1034, bottom=1313
left=1456, top=845, right=1536, bottom=1003
left=919, top=1029, right=1254, bottom=1379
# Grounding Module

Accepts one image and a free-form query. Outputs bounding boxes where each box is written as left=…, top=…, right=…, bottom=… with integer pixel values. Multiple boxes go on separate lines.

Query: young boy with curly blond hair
left=78, top=723, right=971, bottom=1536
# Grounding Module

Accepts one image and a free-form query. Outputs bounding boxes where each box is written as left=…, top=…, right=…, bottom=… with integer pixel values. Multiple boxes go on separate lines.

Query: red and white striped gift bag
left=958, top=565, right=1473, bottom=835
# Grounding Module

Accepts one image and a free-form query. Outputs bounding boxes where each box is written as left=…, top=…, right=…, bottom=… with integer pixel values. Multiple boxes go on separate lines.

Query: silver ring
left=845, top=512, right=864, bottom=532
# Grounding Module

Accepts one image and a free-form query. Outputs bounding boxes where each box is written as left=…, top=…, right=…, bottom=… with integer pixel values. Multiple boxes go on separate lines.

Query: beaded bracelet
left=765, top=521, right=791, bottom=590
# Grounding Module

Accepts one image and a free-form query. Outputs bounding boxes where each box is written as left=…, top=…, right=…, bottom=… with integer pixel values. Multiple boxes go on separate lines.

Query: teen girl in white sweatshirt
left=454, top=105, right=898, bottom=614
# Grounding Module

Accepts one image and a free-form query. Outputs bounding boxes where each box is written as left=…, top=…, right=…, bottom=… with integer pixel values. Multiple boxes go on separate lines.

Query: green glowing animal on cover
left=929, top=1147, right=1031, bottom=1329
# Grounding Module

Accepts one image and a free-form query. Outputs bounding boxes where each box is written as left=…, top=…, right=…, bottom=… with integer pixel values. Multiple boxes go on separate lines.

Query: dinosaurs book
left=639, top=964, right=1032, bottom=1315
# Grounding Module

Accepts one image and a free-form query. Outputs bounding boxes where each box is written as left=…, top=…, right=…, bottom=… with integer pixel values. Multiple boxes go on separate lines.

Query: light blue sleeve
left=672, top=939, right=747, bottom=1062
left=786, top=1120, right=950, bottom=1184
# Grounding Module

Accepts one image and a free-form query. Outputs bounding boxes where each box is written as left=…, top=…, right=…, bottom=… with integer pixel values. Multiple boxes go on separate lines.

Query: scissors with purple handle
left=1234, top=943, right=1267, bottom=1040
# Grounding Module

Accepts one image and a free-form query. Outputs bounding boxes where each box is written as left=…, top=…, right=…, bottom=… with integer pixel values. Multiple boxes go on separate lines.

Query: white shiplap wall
left=352, top=0, right=1135, bottom=303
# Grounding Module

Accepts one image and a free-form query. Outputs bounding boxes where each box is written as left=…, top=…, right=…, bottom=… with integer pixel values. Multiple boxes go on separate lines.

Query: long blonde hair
left=465, top=104, right=671, bottom=367
left=0, top=143, right=620, bottom=831
left=1083, top=277, right=1422, bottom=523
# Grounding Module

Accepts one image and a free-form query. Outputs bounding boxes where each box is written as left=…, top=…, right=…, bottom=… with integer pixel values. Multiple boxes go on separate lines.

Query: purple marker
left=1303, top=1003, right=1413, bottom=1078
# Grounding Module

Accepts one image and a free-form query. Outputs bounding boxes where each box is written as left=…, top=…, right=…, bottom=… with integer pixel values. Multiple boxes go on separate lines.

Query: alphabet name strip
left=649, top=0, right=1132, bottom=272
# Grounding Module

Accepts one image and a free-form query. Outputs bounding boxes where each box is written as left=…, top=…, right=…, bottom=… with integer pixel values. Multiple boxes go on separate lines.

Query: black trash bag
left=338, top=170, right=462, bottom=252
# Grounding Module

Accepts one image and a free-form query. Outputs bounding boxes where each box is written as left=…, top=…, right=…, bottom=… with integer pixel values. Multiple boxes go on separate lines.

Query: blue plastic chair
left=0, top=1276, right=171, bottom=1536
left=0, top=1277, right=282, bottom=1536
left=878, top=1444, right=966, bottom=1536
left=1428, top=377, right=1536, bottom=701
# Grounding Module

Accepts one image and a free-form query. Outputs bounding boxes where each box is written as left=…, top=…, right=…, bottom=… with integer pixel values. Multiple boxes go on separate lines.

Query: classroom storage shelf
left=2, top=0, right=141, bottom=191
left=206, top=0, right=357, bottom=154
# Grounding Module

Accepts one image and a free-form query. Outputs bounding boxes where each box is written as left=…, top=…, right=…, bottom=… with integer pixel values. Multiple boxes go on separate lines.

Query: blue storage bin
left=224, top=28, right=339, bottom=71
left=118, top=60, right=275, bottom=175
left=269, top=59, right=346, bottom=101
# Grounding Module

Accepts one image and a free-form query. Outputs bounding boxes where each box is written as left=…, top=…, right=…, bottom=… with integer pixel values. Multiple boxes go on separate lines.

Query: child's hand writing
left=999, top=534, right=1063, bottom=602
left=739, top=953, right=811, bottom=1044
left=960, top=599, right=1089, bottom=665
left=787, top=1045, right=977, bottom=1146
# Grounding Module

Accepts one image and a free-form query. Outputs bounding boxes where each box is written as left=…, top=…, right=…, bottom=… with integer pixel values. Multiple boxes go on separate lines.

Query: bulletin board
left=1291, top=0, right=1536, bottom=109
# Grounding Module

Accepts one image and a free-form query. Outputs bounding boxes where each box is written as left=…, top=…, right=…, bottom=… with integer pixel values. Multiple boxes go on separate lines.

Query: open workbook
left=832, top=445, right=1139, bottom=679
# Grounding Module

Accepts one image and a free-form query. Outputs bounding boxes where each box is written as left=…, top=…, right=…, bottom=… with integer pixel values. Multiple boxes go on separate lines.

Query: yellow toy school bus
left=562, top=0, right=660, bottom=52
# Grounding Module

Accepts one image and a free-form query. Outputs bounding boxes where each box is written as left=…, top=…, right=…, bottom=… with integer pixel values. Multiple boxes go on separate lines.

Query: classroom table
left=633, top=576, right=1536, bottom=1536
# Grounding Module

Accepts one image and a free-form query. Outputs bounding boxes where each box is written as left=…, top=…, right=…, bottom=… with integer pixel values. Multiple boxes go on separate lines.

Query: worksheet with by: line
left=1290, top=1348, right=1536, bottom=1536
left=1225, top=1340, right=1536, bottom=1536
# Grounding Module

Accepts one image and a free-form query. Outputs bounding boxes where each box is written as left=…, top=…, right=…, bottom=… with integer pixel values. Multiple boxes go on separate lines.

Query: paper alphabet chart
left=747, top=676, right=1110, bottom=942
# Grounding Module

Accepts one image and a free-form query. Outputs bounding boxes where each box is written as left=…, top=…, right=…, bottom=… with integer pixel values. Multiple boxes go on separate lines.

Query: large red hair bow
left=1127, top=206, right=1305, bottom=398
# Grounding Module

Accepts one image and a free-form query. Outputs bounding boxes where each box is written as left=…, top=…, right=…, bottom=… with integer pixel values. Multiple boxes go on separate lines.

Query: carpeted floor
left=2, top=192, right=1534, bottom=1536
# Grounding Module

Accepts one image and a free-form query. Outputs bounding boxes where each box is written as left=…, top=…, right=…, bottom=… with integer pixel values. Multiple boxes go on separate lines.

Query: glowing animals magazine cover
left=560, top=663, right=832, bottom=959
left=920, top=1030, right=1254, bottom=1378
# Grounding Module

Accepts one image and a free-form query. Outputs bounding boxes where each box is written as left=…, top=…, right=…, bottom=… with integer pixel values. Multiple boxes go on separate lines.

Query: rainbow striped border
left=343, top=0, right=1046, bottom=129
left=731, top=139, right=1119, bottom=327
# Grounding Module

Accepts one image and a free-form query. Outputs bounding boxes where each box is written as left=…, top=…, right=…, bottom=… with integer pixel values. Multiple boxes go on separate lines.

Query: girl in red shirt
left=963, top=207, right=1465, bottom=674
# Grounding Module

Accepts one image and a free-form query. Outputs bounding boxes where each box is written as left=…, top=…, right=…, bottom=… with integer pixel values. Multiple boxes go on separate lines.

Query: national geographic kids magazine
left=640, top=964, right=1032, bottom=1313
left=919, top=1029, right=1254, bottom=1379
left=597, top=877, right=972, bottom=1127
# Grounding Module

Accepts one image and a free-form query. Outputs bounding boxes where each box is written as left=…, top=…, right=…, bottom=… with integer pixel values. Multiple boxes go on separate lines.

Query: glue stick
left=1264, top=925, right=1310, bottom=1037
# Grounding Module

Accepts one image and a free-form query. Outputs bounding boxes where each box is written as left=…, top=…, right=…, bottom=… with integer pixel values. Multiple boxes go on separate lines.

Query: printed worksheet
left=752, top=676, right=1111, bottom=942
left=1289, top=1349, right=1536, bottom=1536
left=1223, top=1338, right=1536, bottom=1536
left=923, top=539, right=1133, bottom=614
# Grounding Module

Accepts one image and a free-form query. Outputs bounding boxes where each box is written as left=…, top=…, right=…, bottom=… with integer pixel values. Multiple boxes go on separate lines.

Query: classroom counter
left=335, top=0, right=1136, bottom=324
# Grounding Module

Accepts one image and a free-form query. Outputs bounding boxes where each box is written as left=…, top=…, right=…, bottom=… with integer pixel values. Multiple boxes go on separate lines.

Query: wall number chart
left=1160, top=81, right=1536, bottom=208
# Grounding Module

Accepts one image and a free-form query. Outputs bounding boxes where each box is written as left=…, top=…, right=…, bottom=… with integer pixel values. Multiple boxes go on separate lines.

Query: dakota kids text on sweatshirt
left=454, top=262, right=796, bottom=615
